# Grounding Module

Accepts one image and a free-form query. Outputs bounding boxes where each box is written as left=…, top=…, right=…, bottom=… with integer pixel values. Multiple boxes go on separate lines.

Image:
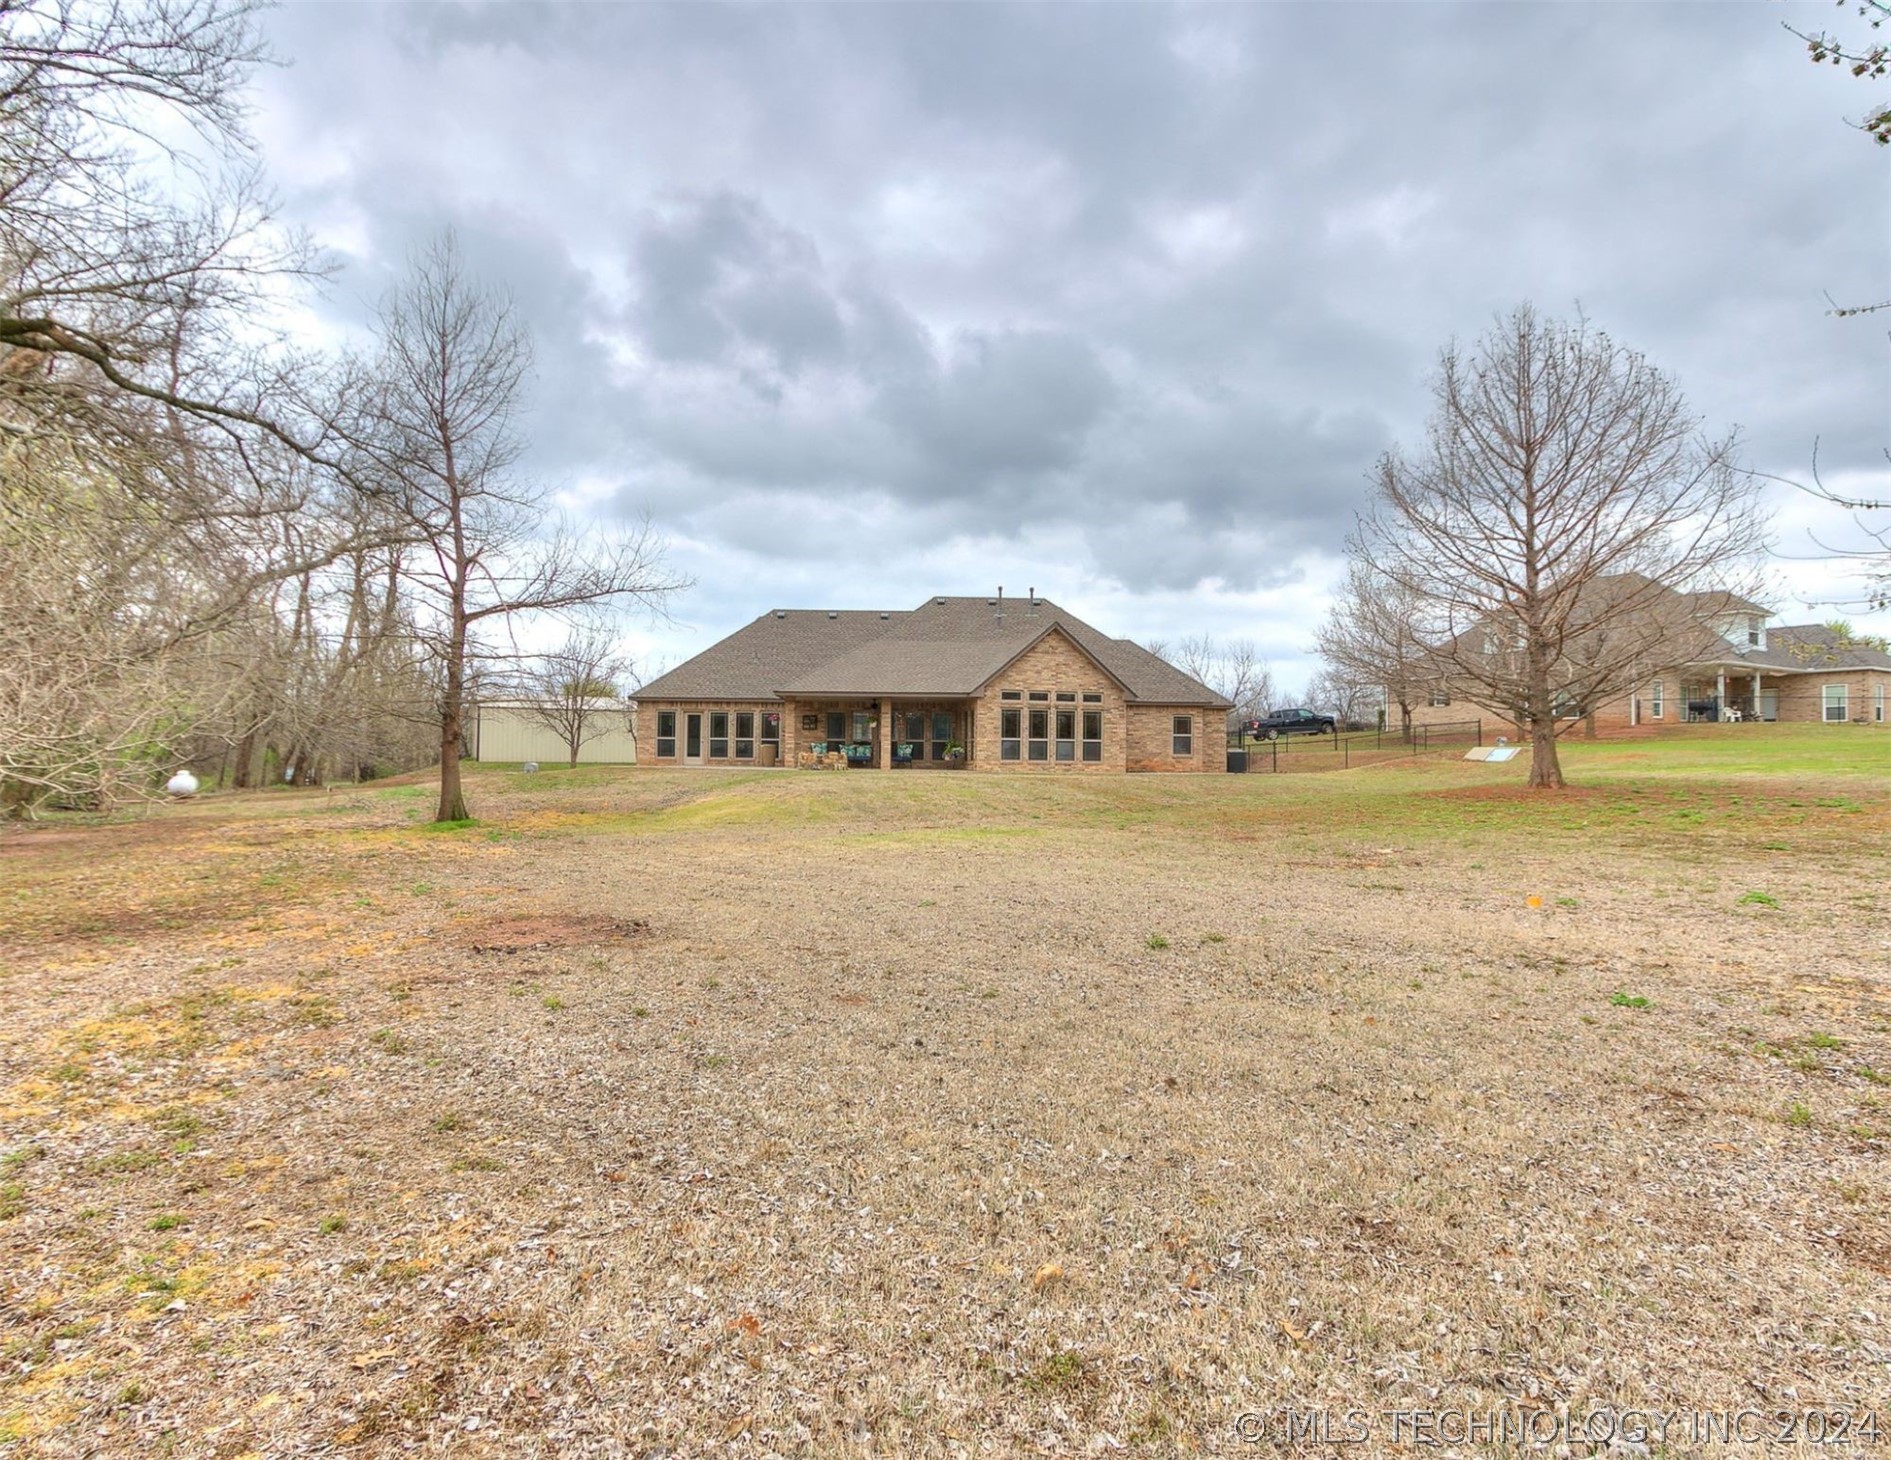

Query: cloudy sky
left=251, top=1, right=1889, bottom=691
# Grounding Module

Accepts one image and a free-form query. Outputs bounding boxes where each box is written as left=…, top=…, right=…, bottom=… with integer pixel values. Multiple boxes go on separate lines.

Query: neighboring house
left=634, top=593, right=1230, bottom=772
left=470, top=700, right=639, bottom=765
left=1408, top=579, right=1891, bottom=733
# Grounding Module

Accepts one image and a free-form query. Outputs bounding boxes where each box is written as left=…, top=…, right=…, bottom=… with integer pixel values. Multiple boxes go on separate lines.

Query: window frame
left=1027, top=707, right=1049, bottom=760
left=709, top=711, right=730, bottom=759
left=826, top=711, right=847, bottom=742
left=1054, top=708, right=1076, bottom=761
left=1172, top=714, right=1193, bottom=757
left=655, top=710, right=677, bottom=760
left=760, top=711, right=780, bottom=755
left=1081, top=708, right=1102, bottom=762
left=1823, top=684, right=1850, bottom=723
left=734, top=710, right=754, bottom=759
left=1001, top=706, right=1022, bottom=761
left=1650, top=679, right=1664, bottom=720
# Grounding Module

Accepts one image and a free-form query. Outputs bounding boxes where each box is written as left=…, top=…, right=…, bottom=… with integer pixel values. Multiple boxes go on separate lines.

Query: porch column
left=1752, top=673, right=1762, bottom=721
left=1716, top=669, right=1726, bottom=714
left=880, top=698, right=894, bottom=771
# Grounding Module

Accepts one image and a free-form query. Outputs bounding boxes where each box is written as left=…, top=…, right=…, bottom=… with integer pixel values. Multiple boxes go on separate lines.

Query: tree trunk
left=1525, top=679, right=1564, bottom=789
left=568, top=747, right=579, bottom=769
left=232, top=731, right=255, bottom=789
left=436, top=604, right=470, bottom=823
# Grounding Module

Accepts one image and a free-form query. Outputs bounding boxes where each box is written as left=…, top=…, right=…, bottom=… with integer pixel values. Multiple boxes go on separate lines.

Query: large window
left=656, top=710, right=677, bottom=759
left=1172, top=715, right=1193, bottom=756
left=1001, top=707, right=1022, bottom=760
left=1428, top=688, right=1451, bottom=708
left=852, top=710, right=872, bottom=742
left=709, top=711, right=730, bottom=758
left=1824, top=685, right=1850, bottom=723
left=1650, top=679, right=1664, bottom=720
left=826, top=711, right=847, bottom=742
left=1055, top=709, right=1076, bottom=761
left=1082, top=709, right=1102, bottom=761
left=1028, top=708, right=1049, bottom=760
left=761, top=711, right=780, bottom=757
left=735, top=711, right=754, bottom=759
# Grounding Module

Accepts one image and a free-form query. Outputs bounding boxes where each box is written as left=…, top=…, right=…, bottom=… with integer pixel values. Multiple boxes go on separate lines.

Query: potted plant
left=943, top=741, right=965, bottom=765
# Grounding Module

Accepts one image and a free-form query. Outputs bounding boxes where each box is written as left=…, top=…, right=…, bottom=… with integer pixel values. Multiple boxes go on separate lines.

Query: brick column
left=880, top=698, right=894, bottom=771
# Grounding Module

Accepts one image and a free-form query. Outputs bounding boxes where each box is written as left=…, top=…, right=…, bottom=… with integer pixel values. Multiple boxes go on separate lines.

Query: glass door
left=684, top=713, right=703, bottom=764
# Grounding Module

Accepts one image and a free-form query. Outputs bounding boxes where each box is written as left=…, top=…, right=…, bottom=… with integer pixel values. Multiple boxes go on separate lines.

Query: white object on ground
left=166, top=770, right=200, bottom=798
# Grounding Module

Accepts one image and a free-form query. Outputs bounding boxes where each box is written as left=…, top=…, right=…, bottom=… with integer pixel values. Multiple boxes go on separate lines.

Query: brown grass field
left=2, top=725, right=1889, bottom=1457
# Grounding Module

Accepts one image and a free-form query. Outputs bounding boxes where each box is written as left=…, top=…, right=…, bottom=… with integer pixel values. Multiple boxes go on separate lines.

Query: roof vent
left=986, top=598, right=996, bottom=606
left=879, top=611, right=889, bottom=620
left=773, top=610, right=787, bottom=619
left=827, top=611, right=838, bottom=620
left=935, top=596, right=947, bottom=606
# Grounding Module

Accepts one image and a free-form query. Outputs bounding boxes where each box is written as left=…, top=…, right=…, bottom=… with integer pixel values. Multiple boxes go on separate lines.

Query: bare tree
left=351, top=235, right=684, bottom=823
left=1305, top=665, right=1378, bottom=729
left=1359, top=305, right=1764, bottom=789
left=511, top=626, right=636, bottom=768
left=1794, top=0, right=1891, bottom=149
left=0, top=0, right=343, bottom=451
left=1315, top=557, right=1432, bottom=737
left=1752, top=444, right=1890, bottom=612
left=1169, top=634, right=1274, bottom=719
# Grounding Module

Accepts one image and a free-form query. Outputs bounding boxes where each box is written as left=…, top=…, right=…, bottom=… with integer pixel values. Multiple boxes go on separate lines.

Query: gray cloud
left=251, top=0, right=1891, bottom=665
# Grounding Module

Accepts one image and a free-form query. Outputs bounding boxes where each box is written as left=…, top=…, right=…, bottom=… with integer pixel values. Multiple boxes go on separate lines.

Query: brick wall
left=635, top=700, right=782, bottom=766
left=970, top=629, right=1127, bottom=772
left=1126, top=704, right=1224, bottom=773
left=1776, top=670, right=1891, bottom=724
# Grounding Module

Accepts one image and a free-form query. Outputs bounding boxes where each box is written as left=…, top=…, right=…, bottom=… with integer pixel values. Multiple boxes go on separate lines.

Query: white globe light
left=166, top=770, right=199, bottom=798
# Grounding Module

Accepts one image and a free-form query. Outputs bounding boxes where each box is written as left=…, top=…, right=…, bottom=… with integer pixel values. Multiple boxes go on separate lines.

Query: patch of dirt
left=461, top=912, right=653, bottom=953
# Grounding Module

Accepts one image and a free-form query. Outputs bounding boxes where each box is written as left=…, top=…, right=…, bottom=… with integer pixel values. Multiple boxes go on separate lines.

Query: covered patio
left=790, top=698, right=973, bottom=769
left=1678, top=662, right=1780, bottom=723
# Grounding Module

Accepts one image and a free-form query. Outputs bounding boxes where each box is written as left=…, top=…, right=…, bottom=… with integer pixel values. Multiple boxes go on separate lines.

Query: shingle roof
left=635, top=610, right=908, bottom=701
left=1760, top=624, right=1891, bottom=672
left=639, top=596, right=1230, bottom=706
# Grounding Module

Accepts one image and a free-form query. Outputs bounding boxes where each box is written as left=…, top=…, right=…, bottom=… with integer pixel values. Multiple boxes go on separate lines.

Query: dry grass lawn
left=3, top=728, right=1889, bottom=1456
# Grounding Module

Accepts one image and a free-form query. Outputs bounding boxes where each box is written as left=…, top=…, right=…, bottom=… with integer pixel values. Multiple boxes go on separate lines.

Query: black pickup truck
left=1243, top=707, right=1336, bottom=738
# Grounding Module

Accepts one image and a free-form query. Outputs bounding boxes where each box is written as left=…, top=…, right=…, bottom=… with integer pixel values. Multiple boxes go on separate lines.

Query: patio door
left=684, top=713, right=704, bottom=765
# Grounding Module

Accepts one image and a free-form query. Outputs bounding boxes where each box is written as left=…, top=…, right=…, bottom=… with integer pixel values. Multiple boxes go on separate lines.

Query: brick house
left=634, top=593, right=1230, bottom=772
left=1408, top=584, right=1891, bottom=734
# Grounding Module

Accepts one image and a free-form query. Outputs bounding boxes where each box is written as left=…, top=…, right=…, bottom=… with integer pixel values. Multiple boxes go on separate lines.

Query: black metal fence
left=1226, top=719, right=1483, bottom=772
